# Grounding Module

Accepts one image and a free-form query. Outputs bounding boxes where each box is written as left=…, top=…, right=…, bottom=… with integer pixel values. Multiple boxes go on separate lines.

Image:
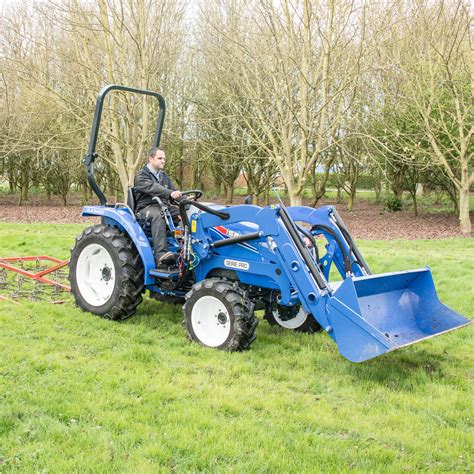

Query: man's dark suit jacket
left=134, top=166, right=177, bottom=213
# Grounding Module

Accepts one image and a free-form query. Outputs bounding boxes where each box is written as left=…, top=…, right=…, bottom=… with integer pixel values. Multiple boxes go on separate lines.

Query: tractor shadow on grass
left=124, top=298, right=458, bottom=394
left=124, top=298, right=183, bottom=331
left=343, top=348, right=452, bottom=391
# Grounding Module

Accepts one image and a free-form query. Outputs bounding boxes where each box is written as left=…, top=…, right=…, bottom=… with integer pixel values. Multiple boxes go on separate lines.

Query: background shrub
left=384, top=194, right=403, bottom=212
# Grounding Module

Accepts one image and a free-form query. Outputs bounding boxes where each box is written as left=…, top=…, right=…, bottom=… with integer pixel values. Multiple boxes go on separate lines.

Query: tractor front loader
left=69, top=85, right=471, bottom=363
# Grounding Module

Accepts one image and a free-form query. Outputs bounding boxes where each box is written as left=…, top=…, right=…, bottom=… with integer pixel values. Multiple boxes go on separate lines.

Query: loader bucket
left=327, top=268, right=471, bottom=363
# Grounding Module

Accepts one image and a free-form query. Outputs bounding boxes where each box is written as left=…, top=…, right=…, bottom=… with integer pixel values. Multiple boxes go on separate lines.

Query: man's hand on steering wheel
left=170, top=189, right=203, bottom=204
left=170, top=190, right=182, bottom=201
left=181, top=190, right=203, bottom=200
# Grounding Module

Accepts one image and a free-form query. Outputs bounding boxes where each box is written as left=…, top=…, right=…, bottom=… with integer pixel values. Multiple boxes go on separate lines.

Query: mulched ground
left=0, top=194, right=472, bottom=240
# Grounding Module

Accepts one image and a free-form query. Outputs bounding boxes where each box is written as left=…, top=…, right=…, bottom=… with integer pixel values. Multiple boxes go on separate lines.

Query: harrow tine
left=0, top=255, right=71, bottom=303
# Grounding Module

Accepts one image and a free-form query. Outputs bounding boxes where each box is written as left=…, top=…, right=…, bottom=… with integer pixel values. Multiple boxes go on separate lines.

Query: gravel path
left=0, top=194, right=471, bottom=240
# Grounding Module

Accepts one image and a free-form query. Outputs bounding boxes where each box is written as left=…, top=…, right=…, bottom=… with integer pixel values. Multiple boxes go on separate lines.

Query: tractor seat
left=127, top=186, right=152, bottom=236
left=127, top=186, right=137, bottom=214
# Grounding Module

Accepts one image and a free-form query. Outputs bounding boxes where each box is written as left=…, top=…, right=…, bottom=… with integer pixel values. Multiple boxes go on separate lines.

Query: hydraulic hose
left=331, top=208, right=371, bottom=274
left=279, top=207, right=328, bottom=291
left=296, top=224, right=320, bottom=264
left=311, top=224, right=352, bottom=274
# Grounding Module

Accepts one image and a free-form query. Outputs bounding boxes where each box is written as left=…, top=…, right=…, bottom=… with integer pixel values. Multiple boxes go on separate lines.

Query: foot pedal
left=158, top=251, right=178, bottom=265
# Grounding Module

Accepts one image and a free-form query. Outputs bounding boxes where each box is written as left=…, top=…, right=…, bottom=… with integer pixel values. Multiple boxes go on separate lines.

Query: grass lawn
left=1, top=223, right=473, bottom=472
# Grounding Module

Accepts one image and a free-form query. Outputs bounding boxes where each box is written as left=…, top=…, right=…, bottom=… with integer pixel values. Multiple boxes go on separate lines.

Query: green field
left=1, top=224, right=473, bottom=472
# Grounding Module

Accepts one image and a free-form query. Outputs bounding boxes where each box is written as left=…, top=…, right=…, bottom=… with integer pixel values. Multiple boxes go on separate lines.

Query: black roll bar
left=84, top=84, right=166, bottom=205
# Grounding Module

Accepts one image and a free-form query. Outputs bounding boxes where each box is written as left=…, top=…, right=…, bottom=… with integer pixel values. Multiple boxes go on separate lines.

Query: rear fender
left=82, top=205, right=155, bottom=285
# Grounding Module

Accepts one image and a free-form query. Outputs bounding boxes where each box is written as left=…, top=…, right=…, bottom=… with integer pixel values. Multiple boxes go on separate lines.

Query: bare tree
left=1, top=0, right=188, bottom=201
left=410, top=1, right=473, bottom=233
left=370, top=0, right=472, bottom=233
left=333, top=136, right=365, bottom=211
left=198, top=0, right=369, bottom=205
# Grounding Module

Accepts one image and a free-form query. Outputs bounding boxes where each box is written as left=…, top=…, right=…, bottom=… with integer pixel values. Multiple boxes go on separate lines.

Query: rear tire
left=183, top=279, right=258, bottom=351
left=264, top=304, right=321, bottom=333
left=69, top=224, right=144, bottom=320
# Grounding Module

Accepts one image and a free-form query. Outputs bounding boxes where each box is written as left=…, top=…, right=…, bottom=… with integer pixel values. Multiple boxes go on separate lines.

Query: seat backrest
left=127, top=187, right=136, bottom=213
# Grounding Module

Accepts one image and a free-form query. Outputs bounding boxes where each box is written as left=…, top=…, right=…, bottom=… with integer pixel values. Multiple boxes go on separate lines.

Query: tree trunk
left=410, top=192, right=418, bottom=217
left=373, top=179, right=382, bottom=203
left=8, top=166, right=16, bottom=194
left=459, top=166, right=471, bottom=234
left=45, top=183, right=52, bottom=201
left=290, top=194, right=303, bottom=206
left=81, top=181, right=90, bottom=204
left=176, top=155, right=184, bottom=188
left=226, top=185, right=234, bottom=203
left=193, top=171, right=205, bottom=192
left=391, top=185, right=403, bottom=199
left=459, top=193, right=471, bottom=234
left=116, top=165, right=129, bottom=204
left=19, top=183, right=29, bottom=205
left=19, top=166, right=30, bottom=205
left=310, top=164, right=332, bottom=207
left=263, top=187, right=270, bottom=206
left=348, top=188, right=356, bottom=211
left=246, top=181, right=252, bottom=196
left=284, top=174, right=303, bottom=206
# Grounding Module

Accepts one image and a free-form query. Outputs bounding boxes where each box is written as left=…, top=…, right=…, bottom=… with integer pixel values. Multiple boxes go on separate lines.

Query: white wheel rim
left=273, top=306, right=308, bottom=329
left=191, top=295, right=231, bottom=347
left=76, top=243, right=116, bottom=307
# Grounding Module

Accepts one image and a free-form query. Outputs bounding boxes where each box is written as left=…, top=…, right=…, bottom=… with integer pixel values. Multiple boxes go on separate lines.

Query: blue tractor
left=69, top=85, right=470, bottom=362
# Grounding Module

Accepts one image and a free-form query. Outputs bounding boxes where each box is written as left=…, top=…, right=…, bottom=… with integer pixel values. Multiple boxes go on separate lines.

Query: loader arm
left=191, top=203, right=343, bottom=333
left=287, top=205, right=370, bottom=279
left=190, top=202, right=471, bottom=363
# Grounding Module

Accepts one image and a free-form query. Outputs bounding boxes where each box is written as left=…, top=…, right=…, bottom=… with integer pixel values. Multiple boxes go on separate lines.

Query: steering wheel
left=179, top=189, right=203, bottom=201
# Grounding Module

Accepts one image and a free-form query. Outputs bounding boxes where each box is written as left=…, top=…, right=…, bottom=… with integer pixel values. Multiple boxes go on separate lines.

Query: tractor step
left=149, top=267, right=181, bottom=279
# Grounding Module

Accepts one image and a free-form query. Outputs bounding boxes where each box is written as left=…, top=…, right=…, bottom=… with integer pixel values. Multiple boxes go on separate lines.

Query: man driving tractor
left=134, top=147, right=182, bottom=267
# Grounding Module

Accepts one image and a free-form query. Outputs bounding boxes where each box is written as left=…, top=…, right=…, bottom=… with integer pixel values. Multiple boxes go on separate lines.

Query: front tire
left=69, top=224, right=144, bottom=320
left=183, top=279, right=258, bottom=351
left=264, top=304, right=321, bottom=333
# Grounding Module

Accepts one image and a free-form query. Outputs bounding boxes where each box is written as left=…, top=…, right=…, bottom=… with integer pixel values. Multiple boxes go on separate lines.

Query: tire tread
left=69, top=224, right=144, bottom=321
left=183, top=278, right=258, bottom=352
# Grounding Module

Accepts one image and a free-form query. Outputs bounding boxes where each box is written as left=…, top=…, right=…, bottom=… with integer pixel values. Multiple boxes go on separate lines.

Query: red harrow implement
left=0, top=256, right=70, bottom=303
